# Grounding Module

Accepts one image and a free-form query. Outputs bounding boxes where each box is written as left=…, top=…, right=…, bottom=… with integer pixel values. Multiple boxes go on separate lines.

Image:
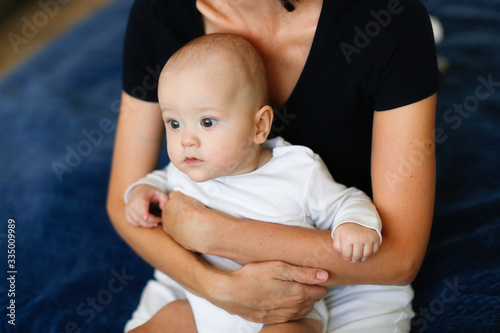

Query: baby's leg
left=259, top=318, right=323, bottom=333
left=129, top=300, right=196, bottom=333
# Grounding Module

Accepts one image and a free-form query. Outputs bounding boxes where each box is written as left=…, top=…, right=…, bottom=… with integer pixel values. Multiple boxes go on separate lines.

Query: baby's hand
left=125, top=185, right=168, bottom=228
left=332, top=223, right=380, bottom=263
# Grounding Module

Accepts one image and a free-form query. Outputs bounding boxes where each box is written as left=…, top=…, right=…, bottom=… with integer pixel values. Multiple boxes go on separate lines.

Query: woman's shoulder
left=129, top=0, right=195, bottom=12
left=125, top=0, right=201, bottom=47
left=321, top=0, right=432, bottom=34
left=128, top=0, right=200, bottom=29
left=315, top=0, right=438, bottom=110
left=323, top=0, right=429, bottom=18
left=123, top=0, right=203, bottom=102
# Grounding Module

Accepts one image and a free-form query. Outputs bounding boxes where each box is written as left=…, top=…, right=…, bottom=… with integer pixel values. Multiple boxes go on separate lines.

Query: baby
left=124, top=33, right=382, bottom=333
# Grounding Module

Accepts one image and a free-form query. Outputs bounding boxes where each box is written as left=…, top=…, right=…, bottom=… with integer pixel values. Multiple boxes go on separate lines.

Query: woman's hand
left=208, top=261, right=329, bottom=324
left=161, top=191, right=212, bottom=252
left=161, top=192, right=329, bottom=323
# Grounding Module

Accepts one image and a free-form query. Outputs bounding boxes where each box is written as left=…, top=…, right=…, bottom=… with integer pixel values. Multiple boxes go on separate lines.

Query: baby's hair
left=160, top=33, right=269, bottom=107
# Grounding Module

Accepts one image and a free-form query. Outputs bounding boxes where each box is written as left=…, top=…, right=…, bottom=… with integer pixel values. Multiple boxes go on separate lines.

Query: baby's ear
left=254, top=105, right=274, bottom=144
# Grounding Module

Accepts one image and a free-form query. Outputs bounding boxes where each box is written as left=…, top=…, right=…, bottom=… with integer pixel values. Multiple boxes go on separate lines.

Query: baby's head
left=158, top=33, right=274, bottom=182
left=160, top=33, right=269, bottom=109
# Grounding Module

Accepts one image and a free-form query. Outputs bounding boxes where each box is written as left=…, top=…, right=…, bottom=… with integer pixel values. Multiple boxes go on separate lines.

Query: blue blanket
left=409, top=1, right=500, bottom=331
left=0, top=0, right=498, bottom=332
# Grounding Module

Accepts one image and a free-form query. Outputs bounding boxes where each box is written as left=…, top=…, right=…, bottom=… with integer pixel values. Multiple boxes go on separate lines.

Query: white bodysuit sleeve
left=123, top=165, right=172, bottom=203
left=305, top=156, right=382, bottom=244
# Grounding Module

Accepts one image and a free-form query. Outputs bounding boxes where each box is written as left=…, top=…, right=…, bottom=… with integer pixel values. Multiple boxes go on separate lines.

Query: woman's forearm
left=161, top=192, right=398, bottom=287
left=196, top=95, right=437, bottom=287
left=198, top=211, right=416, bottom=287
left=107, top=197, right=218, bottom=297
left=110, top=193, right=330, bottom=323
left=106, top=92, right=218, bottom=299
left=109, top=93, right=332, bottom=324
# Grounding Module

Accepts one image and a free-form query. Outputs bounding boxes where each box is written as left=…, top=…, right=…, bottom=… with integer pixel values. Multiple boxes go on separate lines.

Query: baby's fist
left=125, top=185, right=168, bottom=228
left=332, top=223, right=380, bottom=263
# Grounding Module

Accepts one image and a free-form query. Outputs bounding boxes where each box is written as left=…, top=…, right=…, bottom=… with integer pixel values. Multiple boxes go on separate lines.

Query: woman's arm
left=162, top=94, right=437, bottom=287
left=107, top=92, right=328, bottom=323
left=106, top=92, right=209, bottom=292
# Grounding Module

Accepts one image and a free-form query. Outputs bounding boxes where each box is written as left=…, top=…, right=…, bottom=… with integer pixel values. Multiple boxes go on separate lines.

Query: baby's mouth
left=184, top=157, right=203, bottom=165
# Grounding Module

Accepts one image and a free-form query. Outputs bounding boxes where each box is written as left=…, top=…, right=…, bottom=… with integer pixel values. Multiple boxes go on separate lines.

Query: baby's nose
left=181, top=131, right=200, bottom=148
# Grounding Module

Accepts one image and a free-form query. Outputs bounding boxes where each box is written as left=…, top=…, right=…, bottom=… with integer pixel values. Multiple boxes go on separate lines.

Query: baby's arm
left=325, top=187, right=382, bottom=264
left=123, top=166, right=172, bottom=228
left=306, top=156, right=382, bottom=264
left=125, top=184, right=168, bottom=228
left=332, top=223, right=380, bottom=263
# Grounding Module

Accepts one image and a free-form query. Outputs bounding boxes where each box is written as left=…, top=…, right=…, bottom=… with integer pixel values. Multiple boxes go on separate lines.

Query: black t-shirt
left=122, top=0, right=440, bottom=196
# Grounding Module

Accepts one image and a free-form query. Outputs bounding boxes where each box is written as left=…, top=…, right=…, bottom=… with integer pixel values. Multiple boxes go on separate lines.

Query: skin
left=107, top=0, right=436, bottom=327
left=108, top=91, right=329, bottom=326
left=163, top=94, right=437, bottom=287
left=126, top=37, right=382, bottom=331
left=160, top=60, right=271, bottom=183
left=130, top=39, right=328, bottom=332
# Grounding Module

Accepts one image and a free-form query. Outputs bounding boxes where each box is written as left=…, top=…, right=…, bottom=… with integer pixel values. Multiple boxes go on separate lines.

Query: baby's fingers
left=359, top=242, right=381, bottom=262
left=350, top=244, right=365, bottom=264
left=141, top=211, right=162, bottom=228
left=341, top=242, right=354, bottom=263
left=151, top=191, right=169, bottom=210
left=126, top=199, right=158, bottom=228
left=125, top=205, right=145, bottom=227
left=346, top=243, right=376, bottom=264
left=360, top=244, right=374, bottom=262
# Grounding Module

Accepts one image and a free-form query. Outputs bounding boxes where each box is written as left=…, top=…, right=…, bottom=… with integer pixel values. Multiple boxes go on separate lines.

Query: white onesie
left=124, top=137, right=383, bottom=333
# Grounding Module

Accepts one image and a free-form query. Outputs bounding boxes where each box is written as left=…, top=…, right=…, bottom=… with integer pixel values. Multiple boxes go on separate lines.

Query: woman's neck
left=198, top=0, right=310, bottom=34
left=198, top=0, right=323, bottom=108
left=220, top=0, right=289, bottom=16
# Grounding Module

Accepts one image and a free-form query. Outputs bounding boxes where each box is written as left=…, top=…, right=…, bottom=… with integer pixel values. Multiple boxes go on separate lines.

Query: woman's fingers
left=275, top=261, right=329, bottom=285
left=220, top=261, right=327, bottom=324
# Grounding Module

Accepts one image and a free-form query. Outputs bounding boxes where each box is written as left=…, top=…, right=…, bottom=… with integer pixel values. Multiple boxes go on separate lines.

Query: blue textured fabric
left=0, top=1, right=155, bottom=332
left=410, top=1, right=500, bottom=332
left=0, top=0, right=498, bottom=332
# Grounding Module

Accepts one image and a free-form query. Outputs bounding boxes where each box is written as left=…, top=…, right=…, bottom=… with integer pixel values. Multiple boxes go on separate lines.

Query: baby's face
left=159, top=63, right=261, bottom=182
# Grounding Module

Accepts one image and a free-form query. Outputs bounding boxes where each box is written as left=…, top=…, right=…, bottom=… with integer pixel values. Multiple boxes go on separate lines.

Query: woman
left=107, top=0, right=439, bottom=331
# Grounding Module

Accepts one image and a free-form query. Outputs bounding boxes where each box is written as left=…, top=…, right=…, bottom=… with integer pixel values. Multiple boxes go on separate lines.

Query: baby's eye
left=168, top=120, right=180, bottom=129
left=201, top=118, right=217, bottom=128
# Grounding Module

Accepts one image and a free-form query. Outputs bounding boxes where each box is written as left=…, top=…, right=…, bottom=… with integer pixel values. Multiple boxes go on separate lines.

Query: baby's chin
left=183, top=168, right=216, bottom=183
left=175, top=161, right=228, bottom=183
left=187, top=174, right=212, bottom=183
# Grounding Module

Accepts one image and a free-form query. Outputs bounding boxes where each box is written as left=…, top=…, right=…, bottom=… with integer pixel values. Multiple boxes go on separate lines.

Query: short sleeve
left=122, top=0, right=164, bottom=102
left=369, top=0, right=441, bottom=111
left=122, top=0, right=203, bottom=102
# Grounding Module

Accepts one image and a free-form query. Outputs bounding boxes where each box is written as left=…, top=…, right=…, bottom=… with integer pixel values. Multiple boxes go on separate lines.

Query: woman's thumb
left=287, top=265, right=329, bottom=285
